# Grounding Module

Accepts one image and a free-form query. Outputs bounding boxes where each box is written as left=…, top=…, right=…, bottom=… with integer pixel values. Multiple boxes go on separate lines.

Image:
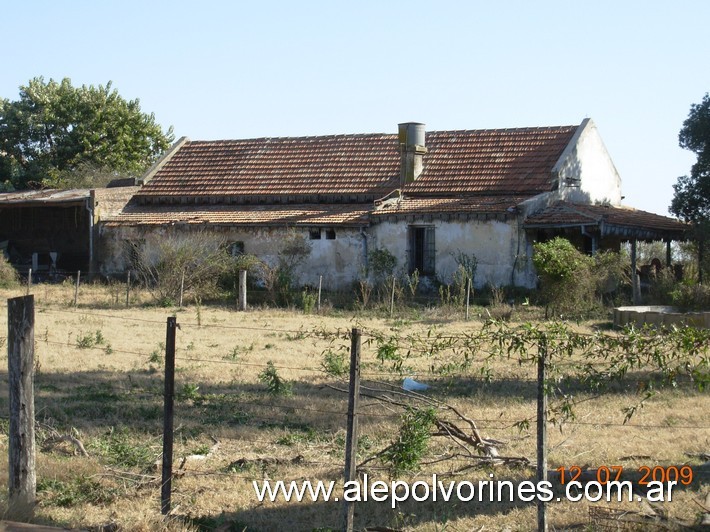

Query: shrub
left=259, top=361, right=292, bottom=396
left=0, top=254, right=18, bottom=288
left=533, top=237, right=595, bottom=317
left=383, top=407, right=436, bottom=476
left=257, top=230, right=312, bottom=305
left=127, top=230, right=232, bottom=304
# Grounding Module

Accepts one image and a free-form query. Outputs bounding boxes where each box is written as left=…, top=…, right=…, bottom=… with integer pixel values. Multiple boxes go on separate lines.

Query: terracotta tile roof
left=524, top=202, right=689, bottom=239
left=404, top=126, right=578, bottom=196
left=103, top=202, right=372, bottom=227
left=137, top=134, right=400, bottom=199
left=373, top=195, right=527, bottom=217
left=136, top=125, right=578, bottom=202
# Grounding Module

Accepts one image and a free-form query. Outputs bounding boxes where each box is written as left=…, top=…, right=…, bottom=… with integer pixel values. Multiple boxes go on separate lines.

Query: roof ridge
left=184, top=124, right=580, bottom=145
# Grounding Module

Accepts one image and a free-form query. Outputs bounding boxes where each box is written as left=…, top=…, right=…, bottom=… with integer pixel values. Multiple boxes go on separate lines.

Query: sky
left=3, top=1, right=709, bottom=216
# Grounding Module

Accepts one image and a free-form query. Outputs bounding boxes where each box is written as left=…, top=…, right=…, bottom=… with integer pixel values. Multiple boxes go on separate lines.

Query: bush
left=533, top=237, right=596, bottom=317
left=0, top=255, right=18, bottom=288
left=126, top=230, right=232, bottom=304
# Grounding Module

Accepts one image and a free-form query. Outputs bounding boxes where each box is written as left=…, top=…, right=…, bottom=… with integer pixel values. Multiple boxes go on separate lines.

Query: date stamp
left=556, top=465, right=694, bottom=486
left=554, top=465, right=693, bottom=503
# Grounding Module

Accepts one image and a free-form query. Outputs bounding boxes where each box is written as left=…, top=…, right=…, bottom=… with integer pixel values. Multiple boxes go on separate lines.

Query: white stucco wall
left=553, top=119, right=622, bottom=205
left=370, top=218, right=534, bottom=289
left=99, top=225, right=365, bottom=290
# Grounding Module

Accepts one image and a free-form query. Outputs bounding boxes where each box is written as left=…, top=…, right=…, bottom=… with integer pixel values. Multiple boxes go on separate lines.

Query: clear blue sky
left=3, top=1, right=709, bottom=216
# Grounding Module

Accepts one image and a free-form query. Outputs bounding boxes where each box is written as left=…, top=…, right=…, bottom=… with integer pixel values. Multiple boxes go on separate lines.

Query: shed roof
left=524, top=201, right=689, bottom=240
left=0, top=188, right=90, bottom=207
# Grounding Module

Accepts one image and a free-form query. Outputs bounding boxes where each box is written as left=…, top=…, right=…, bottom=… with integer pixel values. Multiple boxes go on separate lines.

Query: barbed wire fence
left=3, top=293, right=710, bottom=529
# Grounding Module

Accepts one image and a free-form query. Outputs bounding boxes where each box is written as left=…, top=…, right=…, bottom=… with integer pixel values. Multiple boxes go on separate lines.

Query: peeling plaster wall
left=99, top=225, right=365, bottom=289
left=371, top=218, right=536, bottom=289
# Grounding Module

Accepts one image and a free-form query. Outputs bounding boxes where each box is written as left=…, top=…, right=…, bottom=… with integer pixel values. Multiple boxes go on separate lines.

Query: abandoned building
left=93, top=119, right=687, bottom=292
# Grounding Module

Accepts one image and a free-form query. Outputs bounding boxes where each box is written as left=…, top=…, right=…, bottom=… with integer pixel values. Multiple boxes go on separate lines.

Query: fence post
left=73, top=270, right=81, bottom=307
left=342, top=328, right=361, bottom=532
left=389, top=277, right=396, bottom=318
left=179, top=271, right=185, bottom=308
left=537, top=333, right=548, bottom=532
left=26, top=269, right=32, bottom=296
left=126, top=270, right=131, bottom=307
left=465, top=278, right=471, bottom=320
left=8, top=295, right=36, bottom=520
left=317, top=275, right=322, bottom=313
left=161, top=317, right=177, bottom=515
left=238, top=270, right=247, bottom=311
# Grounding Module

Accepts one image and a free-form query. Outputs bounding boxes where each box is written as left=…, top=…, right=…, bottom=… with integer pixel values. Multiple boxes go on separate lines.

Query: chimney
left=398, top=122, right=427, bottom=186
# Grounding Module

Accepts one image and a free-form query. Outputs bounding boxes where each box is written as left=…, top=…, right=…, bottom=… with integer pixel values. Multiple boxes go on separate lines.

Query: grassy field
left=0, top=282, right=708, bottom=531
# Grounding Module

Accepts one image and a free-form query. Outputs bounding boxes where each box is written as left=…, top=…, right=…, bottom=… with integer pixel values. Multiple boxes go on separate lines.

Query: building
left=99, top=120, right=688, bottom=291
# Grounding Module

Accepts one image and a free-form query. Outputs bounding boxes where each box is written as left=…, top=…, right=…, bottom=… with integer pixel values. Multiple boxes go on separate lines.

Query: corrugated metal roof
left=0, top=189, right=90, bottom=206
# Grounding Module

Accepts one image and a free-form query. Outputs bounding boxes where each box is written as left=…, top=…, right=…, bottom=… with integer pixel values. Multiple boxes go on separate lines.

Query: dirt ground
left=0, top=283, right=708, bottom=531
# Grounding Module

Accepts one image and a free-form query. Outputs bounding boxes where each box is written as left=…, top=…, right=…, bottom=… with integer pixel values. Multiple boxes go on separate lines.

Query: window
left=325, top=228, right=336, bottom=240
left=227, top=241, right=245, bottom=256
left=409, top=226, right=435, bottom=275
left=309, top=228, right=322, bottom=240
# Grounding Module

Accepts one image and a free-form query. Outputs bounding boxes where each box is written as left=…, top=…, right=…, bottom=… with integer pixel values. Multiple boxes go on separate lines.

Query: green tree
left=670, top=93, right=710, bottom=223
left=0, top=77, right=174, bottom=189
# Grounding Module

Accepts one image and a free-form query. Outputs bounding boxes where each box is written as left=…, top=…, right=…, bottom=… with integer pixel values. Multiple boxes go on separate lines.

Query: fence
left=4, top=294, right=710, bottom=530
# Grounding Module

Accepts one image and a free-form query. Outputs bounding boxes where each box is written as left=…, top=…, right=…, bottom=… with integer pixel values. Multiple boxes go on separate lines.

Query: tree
left=670, top=93, right=710, bottom=223
left=0, top=77, right=174, bottom=190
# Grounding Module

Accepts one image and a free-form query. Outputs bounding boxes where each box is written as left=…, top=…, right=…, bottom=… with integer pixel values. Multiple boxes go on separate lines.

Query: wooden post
left=465, top=278, right=471, bottom=320
left=389, top=276, right=396, bottom=318
left=665, top=239, right=672, bottom=268
left=238, top=270, right=247, bottom=311
left=26, top=269, right=32, bottom=296
left=178, top=271, right=185, bottom=308
left=73, top=270, right=81, bottom=307
left=630, top=240, right=640, bottom=305
left=8, top=295, right=36, bottom=520
left=317, top=275, right=323, bottom=313
left=161, top=317, right=177, bottom=515
left=126, top=271, right=131, bottom=307
left=537, top=334, right=548, bottom=532
left=342, top=328, right=361, bottom=532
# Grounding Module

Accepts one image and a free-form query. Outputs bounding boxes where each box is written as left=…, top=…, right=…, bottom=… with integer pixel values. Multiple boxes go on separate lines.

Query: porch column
left=665, top=239, right=672, bottom=268
left=631, top=239, right=640, bottom=305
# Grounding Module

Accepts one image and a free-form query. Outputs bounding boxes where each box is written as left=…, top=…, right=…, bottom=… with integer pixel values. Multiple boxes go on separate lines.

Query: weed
left=149, top=342, right=165, bottom=364
left=177, top=383, right=202, bottom=402
left=321, top=348, right=348, bottom=377
left=37, top=476, right=116, bottom=507
left=91, top=427, right=156, bottom=471
left=259, top=361, right=292, bottom=396
left=104, top=342, right=114, bottom=355
left=76, top=329, right=105, bottom=349
left=301, top=289, right=317, bottom=314
left=383, top=407, right=437, bottom=476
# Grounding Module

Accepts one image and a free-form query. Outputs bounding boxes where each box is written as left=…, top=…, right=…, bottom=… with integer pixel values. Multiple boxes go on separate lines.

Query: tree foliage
left=0, top=77, right=174, bottom=190
left=670, top=93, right=710, bottom=224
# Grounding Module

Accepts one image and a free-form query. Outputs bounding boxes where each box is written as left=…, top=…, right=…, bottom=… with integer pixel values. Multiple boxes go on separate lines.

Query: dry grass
left=0, top=282, right=708, bottom=531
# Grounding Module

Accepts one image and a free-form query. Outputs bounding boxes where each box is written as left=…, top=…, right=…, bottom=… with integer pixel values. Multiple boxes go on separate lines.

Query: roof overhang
left=524, top=201, right=690, bottom=241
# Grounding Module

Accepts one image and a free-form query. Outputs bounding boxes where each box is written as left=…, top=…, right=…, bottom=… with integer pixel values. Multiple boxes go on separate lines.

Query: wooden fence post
left=161, top=317, right=177, bottom=515
left=8, top=295, right=36, bottom=520
left=73, top=270, right=81, bottom=307
left=26, top=269, right=32, bottom=296
left=126, top=271, right=131, bottom=307
left=465, top=278, right=471, bottom=320
left=537, top=334, right=548, bottom=532
left=238, top=270, right=247, bottom=311
left=317, top=275, right=322, bottom=313
left=178, top=271, right=185, bottom=308
left=342, top=328, right=361, bottom=532
left=389, top=277, right=396, bottom=318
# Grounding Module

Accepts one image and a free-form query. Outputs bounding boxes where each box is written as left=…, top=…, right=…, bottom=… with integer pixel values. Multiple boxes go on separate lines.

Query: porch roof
left=523, top=201, right=689, bottom=241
